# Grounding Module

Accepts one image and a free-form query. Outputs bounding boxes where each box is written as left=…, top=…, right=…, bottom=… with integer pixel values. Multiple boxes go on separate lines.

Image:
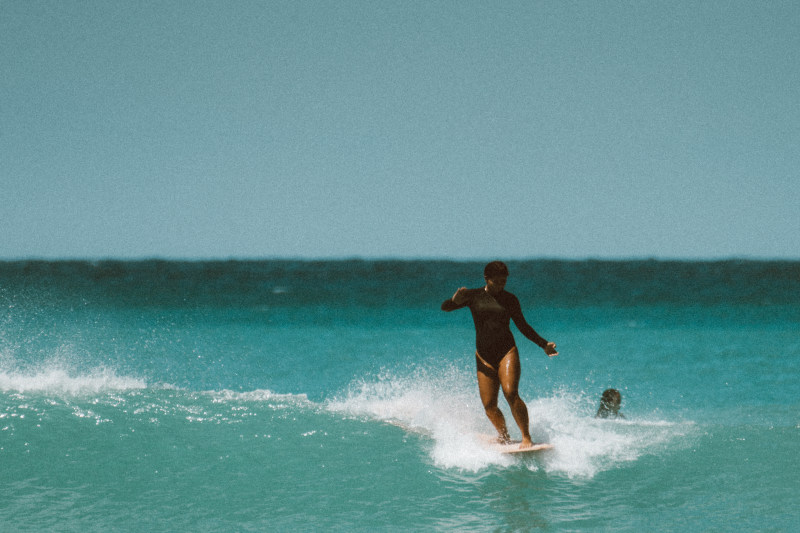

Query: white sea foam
left=326, top=362, right=695, bottom=476
left=0, top=357, right=146, bottom=395
left=205, top=388, right=313, bottom=408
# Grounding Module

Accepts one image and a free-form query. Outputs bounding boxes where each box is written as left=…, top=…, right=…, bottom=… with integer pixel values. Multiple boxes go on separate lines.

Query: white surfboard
left=493, top=441, right=554, bottom=454
left=478, top=434, right=554, bottom=454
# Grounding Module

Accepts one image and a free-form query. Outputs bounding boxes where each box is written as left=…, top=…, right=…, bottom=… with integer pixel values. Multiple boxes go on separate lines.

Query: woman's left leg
left=497, top=347, right=533, bottom=447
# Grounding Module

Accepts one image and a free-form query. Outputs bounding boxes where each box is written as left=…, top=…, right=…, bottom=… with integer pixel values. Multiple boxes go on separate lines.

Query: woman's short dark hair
left=484, top=261, right=509, bottom=279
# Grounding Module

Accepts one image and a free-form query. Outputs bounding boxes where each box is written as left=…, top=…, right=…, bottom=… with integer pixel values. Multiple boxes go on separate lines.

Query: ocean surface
left=1, top=259, right=798, bottom=532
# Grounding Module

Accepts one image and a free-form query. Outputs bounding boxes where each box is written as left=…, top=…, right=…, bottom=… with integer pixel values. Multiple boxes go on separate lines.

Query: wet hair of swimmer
left=484, top=261, right=509, bottom=279
left=597, top=388, right=623, bottom=418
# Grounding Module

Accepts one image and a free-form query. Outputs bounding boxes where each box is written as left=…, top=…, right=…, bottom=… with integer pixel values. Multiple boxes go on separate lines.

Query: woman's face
left=485, top=276, right=507, bottom=294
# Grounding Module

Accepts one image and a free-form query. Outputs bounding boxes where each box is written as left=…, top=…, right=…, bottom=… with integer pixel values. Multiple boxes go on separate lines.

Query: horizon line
left=2, top=254, right=798, bottom=263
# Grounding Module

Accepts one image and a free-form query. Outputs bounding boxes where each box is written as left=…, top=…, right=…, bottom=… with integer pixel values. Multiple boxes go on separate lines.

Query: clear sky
left=2, top=1, right=798, bottom=260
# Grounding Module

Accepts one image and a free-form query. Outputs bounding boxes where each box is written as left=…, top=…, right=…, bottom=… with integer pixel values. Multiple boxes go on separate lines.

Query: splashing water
left=326, top=362, right=693, bottom=475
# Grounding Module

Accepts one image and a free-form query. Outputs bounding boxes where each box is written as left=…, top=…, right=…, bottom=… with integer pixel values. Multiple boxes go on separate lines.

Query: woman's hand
left=544, top=342, right=559, bottom=357
left=451, top=287, right=469, bottom=305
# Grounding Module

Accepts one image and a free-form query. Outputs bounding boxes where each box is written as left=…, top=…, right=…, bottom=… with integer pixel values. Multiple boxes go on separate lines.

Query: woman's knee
left=503, top=389, right=520, bottom=404
left=481, top=394, right=500, bottom=410
left=499, top=372, right=520, bottom=400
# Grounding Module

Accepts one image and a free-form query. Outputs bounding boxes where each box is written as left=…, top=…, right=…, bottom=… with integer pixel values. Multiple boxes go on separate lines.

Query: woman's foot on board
left=519, top=436, right=534, bottom=449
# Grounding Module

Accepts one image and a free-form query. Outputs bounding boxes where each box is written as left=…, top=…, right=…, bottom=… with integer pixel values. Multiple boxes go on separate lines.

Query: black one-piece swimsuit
left=441, top=288, right=547, bottom=368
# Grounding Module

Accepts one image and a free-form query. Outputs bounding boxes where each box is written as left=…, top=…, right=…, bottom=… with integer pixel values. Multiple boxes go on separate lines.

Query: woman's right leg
left=476, top=353, right=511, bottom=443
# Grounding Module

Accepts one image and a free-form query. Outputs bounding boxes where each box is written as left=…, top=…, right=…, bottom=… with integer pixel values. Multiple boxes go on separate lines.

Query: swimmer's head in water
left=600, top=389, right=622, bottom=411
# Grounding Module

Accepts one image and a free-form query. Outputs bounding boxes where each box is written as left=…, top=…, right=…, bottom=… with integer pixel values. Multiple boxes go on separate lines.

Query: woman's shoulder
left=498, top=289, right=520, bottom=301
left=497, top=290, right=522, bottom=308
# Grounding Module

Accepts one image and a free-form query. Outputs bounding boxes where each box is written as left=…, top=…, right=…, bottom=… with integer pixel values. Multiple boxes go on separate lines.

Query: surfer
left=441, top=261, right=558, bottom=449
left=595, top=388, right=625, bottom=419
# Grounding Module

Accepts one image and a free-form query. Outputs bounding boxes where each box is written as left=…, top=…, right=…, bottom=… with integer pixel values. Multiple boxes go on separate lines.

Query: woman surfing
left=441, top=261, right=558, bottom=449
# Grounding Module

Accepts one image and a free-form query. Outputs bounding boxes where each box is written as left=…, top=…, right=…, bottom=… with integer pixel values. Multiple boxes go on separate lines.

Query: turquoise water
left=2, top=260, right=798, bottom=531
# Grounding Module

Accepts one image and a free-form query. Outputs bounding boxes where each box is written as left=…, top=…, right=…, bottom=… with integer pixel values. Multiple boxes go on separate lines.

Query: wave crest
left=0, top=358, right=146, bottom=395
left=326, top=362, right=695, bottom=476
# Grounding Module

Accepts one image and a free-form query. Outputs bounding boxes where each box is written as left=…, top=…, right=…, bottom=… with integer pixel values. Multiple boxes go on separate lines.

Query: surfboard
left=478, top=434, right=554, bottom=454
left=493, top=441, right=554, bottom=454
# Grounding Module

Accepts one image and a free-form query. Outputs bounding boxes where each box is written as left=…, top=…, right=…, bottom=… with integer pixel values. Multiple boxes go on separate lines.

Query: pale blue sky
left=2, top=1, right=798, bottom=259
